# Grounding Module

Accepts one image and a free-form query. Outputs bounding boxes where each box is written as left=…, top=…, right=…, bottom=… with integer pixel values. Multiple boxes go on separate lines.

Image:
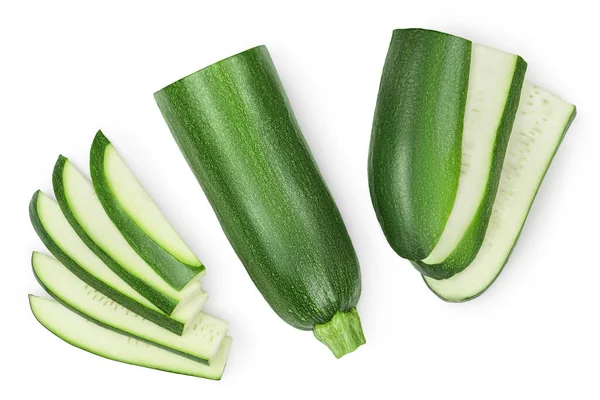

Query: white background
left=1, top=0, right=599, bottom=398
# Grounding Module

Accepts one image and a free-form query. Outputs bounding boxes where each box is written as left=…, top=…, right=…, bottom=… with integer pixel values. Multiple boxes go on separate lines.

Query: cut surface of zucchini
left=90, top=131, right=203, bottom=290
left=33, top=253, right=226, bottom=364
left=425, top=82, right=576, bottom=301
left=30, top=191, right=186, bottom=334
left=422, top=44, right=524, bottom=266
left=29, top=295, right=232, bottom=380
left=54, top=156, right=202, bottom=313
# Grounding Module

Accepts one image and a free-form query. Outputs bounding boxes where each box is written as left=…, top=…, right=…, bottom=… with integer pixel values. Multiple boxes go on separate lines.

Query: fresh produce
left=33, top=252, right=227, bottom=364
left=90, top=131, right=203, bottom=290
left=369, top=28, right=527, bottom=279
left=154, top=45, right=365, bottom=358
left=30, top=134, right=231, bottom=379
left=424, top=82, right=576, bottom=301
left=30, top=295, right=232, bottom=380
left=30, top=191, right=185, bottom=334
left=54, top=156, right=204, bottom=314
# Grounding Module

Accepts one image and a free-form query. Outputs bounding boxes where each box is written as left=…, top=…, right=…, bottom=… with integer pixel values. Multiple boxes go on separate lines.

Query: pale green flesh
left=30, top=296, right=232, bottom=380
left=425, top=82, right=575, bottom=301
left=423, top=44, right=519, bottom=265
left=36, top=192, right=202, bottom=325
left=62, top=160, right=202, bottom=301
left=33, top=253, right=226, bottom=362
left=104, top=144, right=201, bottom=267
left=36, top=192, right=158, bottom=312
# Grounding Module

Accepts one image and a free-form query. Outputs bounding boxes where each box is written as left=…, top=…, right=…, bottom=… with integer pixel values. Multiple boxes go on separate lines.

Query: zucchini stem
left=313, top=308, right=365, bottom=358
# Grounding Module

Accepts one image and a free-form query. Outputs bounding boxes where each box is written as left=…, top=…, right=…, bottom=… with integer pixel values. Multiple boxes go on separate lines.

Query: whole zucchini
left=154, top=46, right=364, bottom=358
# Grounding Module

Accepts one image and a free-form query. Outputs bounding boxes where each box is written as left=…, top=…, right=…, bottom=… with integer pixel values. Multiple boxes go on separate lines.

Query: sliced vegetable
left=369, top=28, right=526, bottom=279
left=30, top=191, right=191, bottom=334
left=33, top=252, right=226, bottom=364
left=424, top=82, right=576, bottom=301
left=53, top=156, right=203, bottom=315
left=90, top=131, right=203, bottom=290
left=155, top=45, right=365, bottom=358
left=29, top=295, right=232, bottom=380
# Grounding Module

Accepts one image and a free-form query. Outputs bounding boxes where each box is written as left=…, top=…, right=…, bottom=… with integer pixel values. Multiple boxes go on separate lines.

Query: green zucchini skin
left=29, top=191, right=184, bottom=335
left=368, top=29, right=471, bottom=262
left=53, top=156, right=178, bottom=315
left=154, top=46, right=363, bottom=355
left=90, top=131, right=204, bottom=291
left=413, top=56, right=528, bottom=279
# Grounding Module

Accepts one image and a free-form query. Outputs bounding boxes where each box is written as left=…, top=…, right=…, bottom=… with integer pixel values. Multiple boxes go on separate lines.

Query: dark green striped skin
left=90, top=131, right=204, bottom=291
left=53, top=156, right=178, bottom=315
left=29, top=191, right=184, bottom=335
left=31, top=261, right=210, bottom=365
left=424, top=108, right=577, bottom=301
left=154, top=46, right=363, bottom=352
left=369, top=29, right=470, bottom=262
left=413, top=57, right=527, bottom=279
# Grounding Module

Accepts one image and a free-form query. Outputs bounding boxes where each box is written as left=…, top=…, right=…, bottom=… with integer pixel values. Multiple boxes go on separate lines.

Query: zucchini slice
left=90, top=131, right=203, bottom=290
left=369, top=29, right=526, bottom=279
left=424, top=82, right=576, bottom=301
left=29, top=295, right=232, bottom=380
left=53, top=156, right=203, bottom=314
left=155, top=46, right=365, bottom=358
left=33, top=252, right=227, bottom=364
left=29, top=191, right=193, bottom=334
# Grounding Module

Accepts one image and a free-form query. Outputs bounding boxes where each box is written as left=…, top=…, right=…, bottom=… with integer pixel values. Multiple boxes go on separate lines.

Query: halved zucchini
left=33, top=252, right=227, bottom=364
left=369, top=28, right=526, bottom=279
left=54, top=156, right=203, bottom=314
left=424, top=82, right=576, bottom=301
left=29, top=191, right=199, bottom=334
left=90, top=131, right=203, bottom=290
left=29, top=295, right=232, bottom=380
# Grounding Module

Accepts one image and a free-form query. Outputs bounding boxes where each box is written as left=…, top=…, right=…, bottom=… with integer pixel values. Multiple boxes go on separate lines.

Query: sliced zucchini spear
left=29, top=191, right=201, bottom=335
left=369, top=28, right=526, bottom=279
left=90, top=131, right=203, bottom=290
left=33, top=252, right=227, bottom=364
left=29, top=295, right=232, bottom=380
left=53, top=156, right=203, bottom=314
left=424, top=82, right=576, bottom=301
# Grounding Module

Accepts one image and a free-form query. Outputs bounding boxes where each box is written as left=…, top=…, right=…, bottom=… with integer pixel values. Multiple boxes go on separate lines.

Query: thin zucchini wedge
left=369, top=28, right=526, bottom=279
left=30, top=191, right=187, bottom=334
left=424, top=82, right=576, bottom=301
left=33, top=252, right=226, bottom=364
left=155, top=46, right=365, bottom=358
left=53, top=156, right=203, bottom=315
left=29, top=295, right=232, bottom=380
left=90, top=131, right=203, bottom=290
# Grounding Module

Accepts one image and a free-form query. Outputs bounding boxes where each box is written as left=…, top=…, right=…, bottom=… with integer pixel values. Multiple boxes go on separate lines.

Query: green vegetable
left=90, top=131, right=203, bottom=290
left=424, top=82, right=576, bottom=301
left=33, top=252, right=226, bottom=364
left=54, top=156, right=205, bottom=315
left=29, top=295, right=232, bottom=380
left=154, top=45, right=365, bottom=358
left=30, top=191, right=194, bottom=335
left=369, top=28, right=526, bottom=279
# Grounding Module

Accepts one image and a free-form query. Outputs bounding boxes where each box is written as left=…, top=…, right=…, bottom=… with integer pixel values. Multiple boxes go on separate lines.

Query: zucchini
left=29, top=295, right=232, bottom=380
left=29, top=191, right=198, bottom=334
left=424, top=82, right=576, bottom=301
left=154, top=45, right=365, bottom=358
left=90, top=131, right=203, bottom=290
left=33, top=252, right=226, bottom=364
left=369, top=29, right=526, bottom=279
left=53, top=155, right=203, bottom=315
